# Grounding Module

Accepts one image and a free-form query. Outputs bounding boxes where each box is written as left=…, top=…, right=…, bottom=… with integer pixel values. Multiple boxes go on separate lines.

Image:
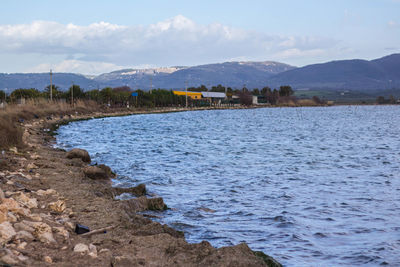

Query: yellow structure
left=173, top=91, right=202, bottom=100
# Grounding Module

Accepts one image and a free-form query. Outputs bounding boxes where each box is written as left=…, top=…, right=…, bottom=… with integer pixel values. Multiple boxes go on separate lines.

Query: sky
left=0, top=0, right=399, bottom=75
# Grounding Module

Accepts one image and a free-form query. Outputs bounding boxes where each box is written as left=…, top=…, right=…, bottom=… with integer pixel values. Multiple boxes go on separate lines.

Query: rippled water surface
left=56, top=106, right=400, bottom=266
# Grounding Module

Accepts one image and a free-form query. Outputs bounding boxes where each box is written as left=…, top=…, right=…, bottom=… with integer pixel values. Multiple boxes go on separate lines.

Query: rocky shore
left=0, top=108, right=282, bottom=266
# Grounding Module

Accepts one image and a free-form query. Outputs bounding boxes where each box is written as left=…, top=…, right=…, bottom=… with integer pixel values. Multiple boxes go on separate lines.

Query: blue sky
left=0, top=0, right=399, bottom=74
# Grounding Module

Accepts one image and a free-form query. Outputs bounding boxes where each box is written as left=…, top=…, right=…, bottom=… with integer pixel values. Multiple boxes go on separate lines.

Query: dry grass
left=0, top=99, right=103, bottom=149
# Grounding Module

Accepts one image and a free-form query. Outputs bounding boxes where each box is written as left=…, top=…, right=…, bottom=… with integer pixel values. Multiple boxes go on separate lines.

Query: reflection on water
left=57, top=106, right=400, bottom=266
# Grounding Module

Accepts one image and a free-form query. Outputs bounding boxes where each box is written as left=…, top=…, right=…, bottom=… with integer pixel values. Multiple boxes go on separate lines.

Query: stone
left=53, top=226, right=69, bottom=239
left=122, top=196, right=167, bottom=213
left=0, top=221, right=16, bottom=244
left=0, top=188, right=5, bottom=199
left=83, top=166, right=110, bottom=180
left=26, top=163, right=38, bottom=169
left=48, top=200, right=66, bottom=213
left=23, top=221, right=56, bottom=244
left=15, top=230, right=34, bottom=241
left=0, top=209, right=7, bottom=223
left=36, top=189, right=57, bottom=196
left=1, top=253, right=19, bottom=265
left=88, top=243, right=97, bottom=258
left=44, top=256, right=53, bottom=263
left=74, top=243, right=89, bottom=254
left=66, top=148, right=91, bottom=163
left=17, top=241, right=27, bottom=250
left=14, top=192, right=38, bottom=209
left=28, top=213, right=42, bottom=222
left=113, top=183, right=146, bottom=197
left=14, top=222, right=35, bottom=233
left=0, top=198, right=30, bottom=216
left=7, top=212, right=17, bottom=222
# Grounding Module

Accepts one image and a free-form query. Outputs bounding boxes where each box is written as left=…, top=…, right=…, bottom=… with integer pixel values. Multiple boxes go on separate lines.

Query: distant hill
left=268, top=54, right=400, bottom=92
left=0, top=54, right=399, bottom=93
left=0, top=61, right=295, bottom=93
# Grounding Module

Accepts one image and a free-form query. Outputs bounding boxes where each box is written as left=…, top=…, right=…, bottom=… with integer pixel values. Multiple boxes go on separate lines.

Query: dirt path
left=0, top=108, right=281, bottom=266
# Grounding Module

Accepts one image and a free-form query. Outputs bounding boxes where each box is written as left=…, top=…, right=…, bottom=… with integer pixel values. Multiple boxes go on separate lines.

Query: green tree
left=211, top=84, right=226, bottom=92
left=43, top=84, right=63, bottom=99
left=10, top=88, right=41, bottom=99
left=279, top=85, right=294, bottom=97
left=0, top=90, right=5, bottom=101
left=252, top=88, right=260, bottom=95
left=67, top=85, right=85, bottom=102
left=261, top=86, right=271, bottom=96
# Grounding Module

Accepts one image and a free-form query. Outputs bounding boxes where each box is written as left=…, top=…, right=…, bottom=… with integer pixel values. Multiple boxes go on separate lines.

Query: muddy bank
left=0, top=108, right=282, bottom=266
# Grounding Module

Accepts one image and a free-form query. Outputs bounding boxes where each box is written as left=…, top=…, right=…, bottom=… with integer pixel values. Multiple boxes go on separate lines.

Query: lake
left=56, top=106, right=400, bottom=266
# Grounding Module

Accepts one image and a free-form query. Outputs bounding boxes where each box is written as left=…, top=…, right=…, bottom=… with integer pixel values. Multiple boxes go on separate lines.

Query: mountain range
left=0, top=54, right=399, bottom=93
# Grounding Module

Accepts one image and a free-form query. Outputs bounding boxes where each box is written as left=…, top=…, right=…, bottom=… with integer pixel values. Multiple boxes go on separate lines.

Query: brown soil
left=0, top=108, right=282, bottom=266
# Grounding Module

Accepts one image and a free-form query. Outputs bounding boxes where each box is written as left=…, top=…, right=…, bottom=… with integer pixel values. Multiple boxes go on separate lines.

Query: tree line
left=0, top=84, right=304, bottom=107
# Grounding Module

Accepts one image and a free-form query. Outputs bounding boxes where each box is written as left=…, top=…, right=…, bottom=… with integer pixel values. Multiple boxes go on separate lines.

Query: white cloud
left=26, top=60, right=129, bottom=75
left=0, top=15, right=338, bottom=74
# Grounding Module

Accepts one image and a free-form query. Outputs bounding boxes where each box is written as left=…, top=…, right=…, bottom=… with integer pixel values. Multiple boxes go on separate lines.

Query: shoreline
left=0, top=106, right=282, bottom=266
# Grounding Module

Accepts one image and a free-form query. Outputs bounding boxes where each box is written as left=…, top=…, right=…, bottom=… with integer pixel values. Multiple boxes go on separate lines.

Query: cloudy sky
left=0, top=0, right=399, bottom=74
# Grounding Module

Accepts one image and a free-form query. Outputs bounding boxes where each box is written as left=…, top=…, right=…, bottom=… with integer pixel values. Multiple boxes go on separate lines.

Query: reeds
left=0, top=99, right=102, bottom=149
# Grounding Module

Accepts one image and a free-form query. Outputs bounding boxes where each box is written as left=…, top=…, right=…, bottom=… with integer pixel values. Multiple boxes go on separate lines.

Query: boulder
left=74, top=243, right=89, bottom=254
left=0, top=221, right=16, bottom=244
left=113, top=184, right=146, bottom=197
left=121, top=196, right=167, bottom=213
left=48, top=200, right=66, bottom=213
left=0, top=198, right=30, bottom=216
left=14, top=192, right=38, bottom=209
left=23, top=221, right=56, bottom=244
left=83, top=166, right=110, bottom=180
left=66, top=148, right=91, bottom=163
left=15, top=230, right=34, bottom=241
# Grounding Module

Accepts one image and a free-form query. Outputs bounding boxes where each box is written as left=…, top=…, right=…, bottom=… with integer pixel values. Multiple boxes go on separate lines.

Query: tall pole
left=185, top=80, right=188, bottom=108
left=71, top=81, right=74, bottom=107
left=50, top=69, right=53, bottom=101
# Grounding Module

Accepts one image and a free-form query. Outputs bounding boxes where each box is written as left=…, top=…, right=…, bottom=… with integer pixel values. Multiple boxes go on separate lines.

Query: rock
left=0, top=209, right=7, bottom=223
left=83, top=166, right=110, bottom=180
left=74, top=243, right=89, bottom=254
left=26, top=163, right=38, bottom=169
left=253, top=251, right=283, bottom=267
left=111, top=256, right=135, bottom=266
left=44, top=256, right=53, bottom=263
left=36, top=189, right=57, bottom=196
left=15, top=230, right=34, bottom=241
left=23, top=221, right=56, bottom=244
left=113, top=184, right=146, bottom=197
left=122, top=196, right=167, bottom=213
left=14, top=222, right=35, bottom=233
left=0, top=188, right=4, bottom=199
left=0, top=222, right=16, bottom=244
left=1, top=251, right=19, bottom=265
left=7, top=212, right=17, bottom=222
left=66, top=148, right=91, bottom=163
left=9, top=147, right=18, bottom=154
left=88, top=243, right=97, bottom=258
left=0, top=198, right=30, bottom=216
left=14, top=192, right=38, bottom=209
left=53, top=226, right=69, bottom=239
left=17, top=241, right=27, bottom=250
left=48, top=200, right=66, bottom=213
left=28, top=213, right=42, bottom=222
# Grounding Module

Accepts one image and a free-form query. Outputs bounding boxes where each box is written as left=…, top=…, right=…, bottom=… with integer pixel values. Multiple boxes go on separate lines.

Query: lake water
left=56, top=106, right=400, bottom=266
